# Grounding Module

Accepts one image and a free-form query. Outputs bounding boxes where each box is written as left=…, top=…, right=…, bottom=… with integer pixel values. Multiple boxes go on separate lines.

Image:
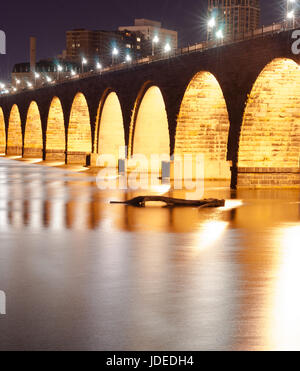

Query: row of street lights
left=1, top=33, right=174, bottom=95
left=81, top=40, right=172, bottom=70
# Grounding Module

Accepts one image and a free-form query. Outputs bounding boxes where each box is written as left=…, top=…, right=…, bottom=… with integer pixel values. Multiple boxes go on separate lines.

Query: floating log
left=110, top=196, right=225, bottom=208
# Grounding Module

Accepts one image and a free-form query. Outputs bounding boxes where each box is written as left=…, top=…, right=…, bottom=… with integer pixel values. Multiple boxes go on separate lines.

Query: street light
left=164, top=43, right=171, bottom=54
left=207, top=16, right=216, bottom=41
left=208, top=17, right=216, bottom=29
left=112, top=47, right=119, bottom=65
left=125, top=54, right=132, bottom=63
left=57, top=64, right=63, bottom=81
left=287, top=0, right=296, bottom=28
left=82, top=57, right=87, bottom=73
left=46, top=76, right=52, bottom=83
left=216, top=29, right=224, bottom=42
left=152, top=35, right=159, bottom=56
left=287, top=10, right=296, bottom=28
left=96, top=62, right=102, bottom=70
left=34, top=72, right=40, bottom=87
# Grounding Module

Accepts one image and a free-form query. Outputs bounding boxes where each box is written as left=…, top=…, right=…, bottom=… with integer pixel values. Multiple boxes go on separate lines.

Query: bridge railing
left=3, top=18, right=300, bottom=96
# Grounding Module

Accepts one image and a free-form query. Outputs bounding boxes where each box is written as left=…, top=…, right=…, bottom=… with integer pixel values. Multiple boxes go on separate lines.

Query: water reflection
left=0, top=158, right=300, bottom=351
left=270, top=225, right=300, bottom=351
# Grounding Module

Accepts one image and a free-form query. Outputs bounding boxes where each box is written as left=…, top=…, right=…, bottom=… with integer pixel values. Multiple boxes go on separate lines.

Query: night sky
left=0, top=0, right=284, bottom=81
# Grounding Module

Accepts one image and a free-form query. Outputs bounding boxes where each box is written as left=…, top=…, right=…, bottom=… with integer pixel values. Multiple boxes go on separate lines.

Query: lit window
left=137, top=37, right=141, bottom=42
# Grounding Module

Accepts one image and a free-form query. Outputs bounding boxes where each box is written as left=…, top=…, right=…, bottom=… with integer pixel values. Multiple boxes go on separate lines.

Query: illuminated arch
left=96, top=91, right=125, bottom=163
left=175, top=71, right=231, bottom=179
left=0, top=107, right=5, bottom=154
left=131, top=85, right=170, bottom=170
left=24, top=101, right=43, bottom=158
left=7, top=104, right=22, bottom=156
left=238, top=58, right=300, bottom=169
left=46, top=97, right=66, bottom=161
left=67, top=92, right=92, bottom=165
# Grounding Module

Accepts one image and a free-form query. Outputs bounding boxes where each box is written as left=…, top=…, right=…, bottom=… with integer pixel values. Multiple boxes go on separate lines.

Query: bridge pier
left=237, top=167, right=300, bottom=188
left=45, top=150, right=66, bottom=161
left=7, top=146, right=23, bottom=156
left=23, top=148, right=43, bottom=159
left=66, top=152, right=88, bottom=166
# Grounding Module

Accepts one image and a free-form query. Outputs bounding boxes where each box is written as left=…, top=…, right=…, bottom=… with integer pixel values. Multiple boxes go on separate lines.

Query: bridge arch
left=7, top=104, right=22, bottom=156
left=67, top=92, right=92, bottom=165
left=175, top=71, right=231, bottom=179
left=130, top=84, right=170, bottom=171
left=0, top=107, right=5, bottom=154
left=24, top=101, right=43, bottom=158
left=238, top=58, right=300, bottom=170
left=46, top=97, right=66, bottom=161
left=95, top=90, right=125, bottom=165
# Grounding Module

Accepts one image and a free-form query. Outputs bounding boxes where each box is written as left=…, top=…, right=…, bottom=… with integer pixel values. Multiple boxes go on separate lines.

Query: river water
left=0, top=158, right=299, bottom=351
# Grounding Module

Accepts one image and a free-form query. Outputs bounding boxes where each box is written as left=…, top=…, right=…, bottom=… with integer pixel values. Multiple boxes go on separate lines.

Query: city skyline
left=0, top=0, right=281, bottom=80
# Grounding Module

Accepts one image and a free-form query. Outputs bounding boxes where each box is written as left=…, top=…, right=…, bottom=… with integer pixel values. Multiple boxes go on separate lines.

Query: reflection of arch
left=238, top=58, right=300, bottom=169
left=67, top=92, right=92, bottom=165
left=130, top=85, right=170, bottom=171
left=46, top=97, right=66, bottom=161
left=96, top=91, right=125, bottom=164
left=0, top=107, right=5, bottom=154
left=24, top=101, right=43, bottom=158
left=7, top=104, right=22, bottom=156
left=175, top=71, right=231, bottom=179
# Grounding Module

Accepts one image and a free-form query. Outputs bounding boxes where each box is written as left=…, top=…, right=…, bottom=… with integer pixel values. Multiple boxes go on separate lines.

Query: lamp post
left=112, top=47, right=119, bottom=65
left=57, top=64, right=63, bottom=81
left=207, top=17, right=216, bottom=42
left=164, top=43, right=171, bottom=57
left=34, top=72, right=40, bottom=88
left=152, top=35, right=159, bottom=56
left=82, top=57, right=87, bottom=74
left=287, top=0, right=296, bottom=28
left=216, top=29, right=224, bottom=44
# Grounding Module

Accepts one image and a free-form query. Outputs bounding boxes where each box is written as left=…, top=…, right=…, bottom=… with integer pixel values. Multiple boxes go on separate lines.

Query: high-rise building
left=119, top=19, right=178, bottom=51
left=208, top=0, right=260, bottom=41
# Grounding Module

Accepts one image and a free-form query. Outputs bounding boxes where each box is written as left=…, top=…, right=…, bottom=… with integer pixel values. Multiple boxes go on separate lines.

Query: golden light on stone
left=239, top=58, right=300, bottom=169
left=0, top=107, right=5, bottom=154
left=175, top=71, right=231, bottom=180
left=131, top=85, right=170, bottom=171
left=7, top=104, right=22, bottom=156
left=96, top=92, right=125, bottom=164
left=67, top=92, right=92, bottom=165
left=24, top=101, right=43, bottom=159
left=46, top=97, right=66, bottom=161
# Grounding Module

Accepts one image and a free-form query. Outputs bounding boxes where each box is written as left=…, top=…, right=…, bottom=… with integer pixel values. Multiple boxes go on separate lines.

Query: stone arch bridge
left=0, top=29, right=299, bottom=188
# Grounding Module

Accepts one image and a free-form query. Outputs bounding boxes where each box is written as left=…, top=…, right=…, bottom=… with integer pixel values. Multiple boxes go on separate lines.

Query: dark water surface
left=0, top=158, right=299, bottom=351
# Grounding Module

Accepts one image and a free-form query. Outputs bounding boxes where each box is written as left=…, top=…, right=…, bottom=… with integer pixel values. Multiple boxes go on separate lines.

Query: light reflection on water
left=0, top=158, right=299, bottom=351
